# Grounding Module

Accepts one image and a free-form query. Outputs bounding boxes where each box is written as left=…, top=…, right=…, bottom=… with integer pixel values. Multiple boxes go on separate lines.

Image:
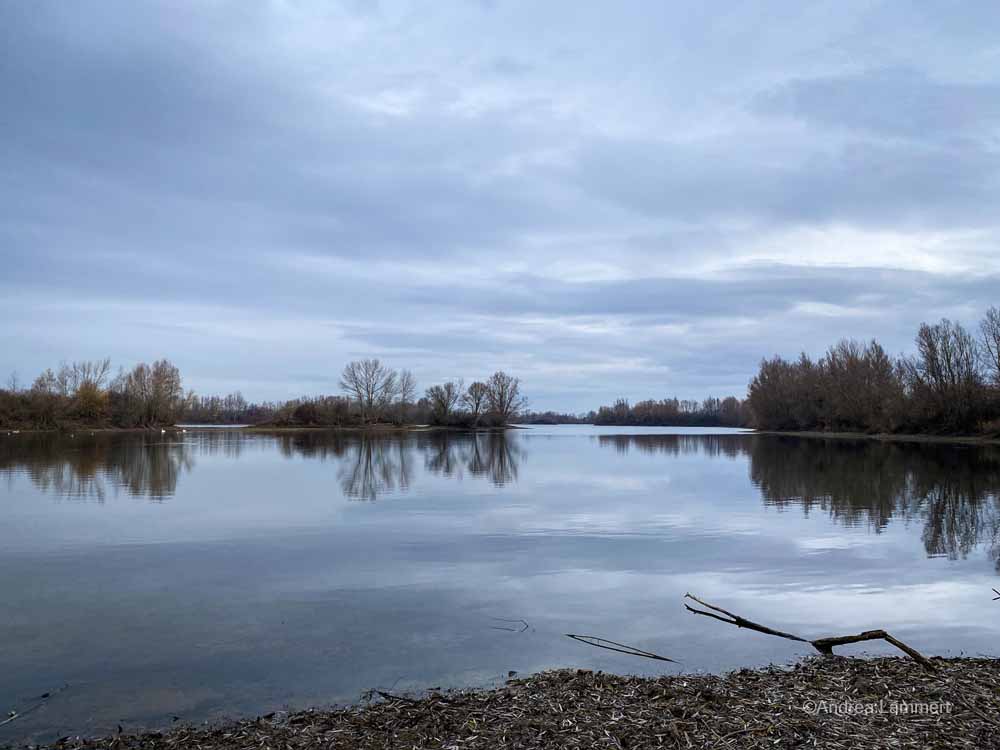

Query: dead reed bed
left=40, top=656, right=1000, bottom=750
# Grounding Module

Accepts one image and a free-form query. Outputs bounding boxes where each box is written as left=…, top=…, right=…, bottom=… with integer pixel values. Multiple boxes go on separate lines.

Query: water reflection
left=0, top=430, right=526, bottom=503
left=0, top=432, right=194, bottom=501
left=4, top=428, right=1000, bottom=745
left=273, top=430, right=522, bottom=500
left=598, top=433, right=1000, bottom=568
left=749, top=436, right=1000, bottom=568
left=3, top=430, right=999, bottom=566
left=597, top=433, right=746, bottom=459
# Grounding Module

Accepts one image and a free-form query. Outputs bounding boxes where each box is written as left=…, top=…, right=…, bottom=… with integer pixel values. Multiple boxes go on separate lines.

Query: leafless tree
left=485, top=371, right=527, bottom=423
left=70, top=358, right=112, bottom=392
left=981, top=306, right=1000, bottom=386
left=463, top=381, right=489, bottom=425
left=397, top=369, right=417, bottom=406
left=6, top=371, right=19, bottom=392
left=425, top=379, right=463, bottom=423
left=31, top=368, right=60, bottom=395
left=911, top=320, right=981, bottom=392
left=113, top=359, right=186, bottom=426
left=340, top=359, right=398, bottom=423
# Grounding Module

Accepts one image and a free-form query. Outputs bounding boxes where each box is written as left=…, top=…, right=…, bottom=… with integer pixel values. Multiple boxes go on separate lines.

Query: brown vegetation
left=591, top=395, right=749, bottom=427
left=39, top=658, right=1000, bottom=749
left=748, top=306, right=1000, bottom=435
left=0, top=359, right=190, bottom=430
left=0, top=357, right=528, bottom=431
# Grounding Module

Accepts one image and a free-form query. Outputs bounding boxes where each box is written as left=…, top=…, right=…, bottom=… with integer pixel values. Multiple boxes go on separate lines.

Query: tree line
left=1, top=358, right=189, bottom=429
left=747, top=306, right=1000, bottom=435
left=589, top=395, right=750, bottom=427
left=268, top=361, right=527, bottom=428
left=0, top=357, right=528, bottom=430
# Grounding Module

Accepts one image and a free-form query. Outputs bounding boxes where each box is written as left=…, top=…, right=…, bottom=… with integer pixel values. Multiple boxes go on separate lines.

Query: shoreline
left=19, top=656, right=999, bottom=749
left=1, top=424, right=522, bottom=436
left=757, top=429, right=1000, bottom=446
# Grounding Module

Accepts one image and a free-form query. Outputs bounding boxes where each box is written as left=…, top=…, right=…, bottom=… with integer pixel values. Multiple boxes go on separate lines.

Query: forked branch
left=684, top=593, right=936, bottom=670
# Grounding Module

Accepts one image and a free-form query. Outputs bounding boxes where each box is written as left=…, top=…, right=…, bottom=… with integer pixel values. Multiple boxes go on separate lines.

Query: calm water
left=2, top=426, right=999, bottom=744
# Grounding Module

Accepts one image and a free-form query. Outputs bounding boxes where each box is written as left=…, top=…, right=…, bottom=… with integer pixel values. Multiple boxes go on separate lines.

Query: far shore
left=4, top=425, right=1000, bottom=445
left=1, top=423, right=525, bottom=435
left=758, top=429, right=1000, bottom=446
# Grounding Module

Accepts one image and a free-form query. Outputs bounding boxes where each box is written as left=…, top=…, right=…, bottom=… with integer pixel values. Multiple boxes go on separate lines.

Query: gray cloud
left=2, top=1, right=998, bottom=410
left=756, top=68, right=1000, bottom=138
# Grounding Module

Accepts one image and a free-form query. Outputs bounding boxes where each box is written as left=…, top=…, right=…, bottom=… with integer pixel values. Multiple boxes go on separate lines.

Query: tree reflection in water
left=0, top=432, right=196, bottom=501
left=748, top=436, right=1000, bottom=566
left=271, top=430, right=523, bottom=500
left=4, top=430, right=998, bottom=569
left=601, top=433, right=1000, bottom=570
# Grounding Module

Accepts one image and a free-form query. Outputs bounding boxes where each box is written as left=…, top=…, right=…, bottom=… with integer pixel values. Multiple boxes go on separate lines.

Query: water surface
left=2, top=426, right=998, bottom=744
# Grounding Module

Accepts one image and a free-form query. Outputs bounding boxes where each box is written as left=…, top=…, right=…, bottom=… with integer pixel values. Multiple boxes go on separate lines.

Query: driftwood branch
left=566, top=634, right=678, bottom=663
left=684, top=593, right=808, bottom=643
left=684, top=593, right=936, bottom=670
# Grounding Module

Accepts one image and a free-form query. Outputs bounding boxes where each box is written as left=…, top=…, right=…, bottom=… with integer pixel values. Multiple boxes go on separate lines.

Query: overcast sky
left=2, top=1, right=998, bottom=411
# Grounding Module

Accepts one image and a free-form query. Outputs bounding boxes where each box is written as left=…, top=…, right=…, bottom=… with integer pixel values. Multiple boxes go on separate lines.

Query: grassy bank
left=27, top=657, right=999, bottom=750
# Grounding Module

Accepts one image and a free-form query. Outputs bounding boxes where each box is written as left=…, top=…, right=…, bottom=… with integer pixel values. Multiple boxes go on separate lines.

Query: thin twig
left=566, top=634, right=678, bottom=663
left=489, top=617, right=530, bottom=632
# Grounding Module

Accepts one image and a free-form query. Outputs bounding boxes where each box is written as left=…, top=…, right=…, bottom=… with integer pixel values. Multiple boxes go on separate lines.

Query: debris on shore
left=41, top=656, right=1000, bottom=749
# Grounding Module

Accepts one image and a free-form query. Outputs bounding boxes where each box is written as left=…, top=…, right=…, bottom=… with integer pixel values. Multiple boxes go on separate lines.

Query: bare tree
left=396, top=369, right=417, bottom=406
left=151, top=359, right=184, bottom=423
left=340, top=359, right=398, bottom=423
left=425, top=380, right=463, bottom=423
left=485, top=371, right=527, bottom=423
left=32, top=368, right=60, bottom=394
left=6, top=371, right=19, bottom=392
left=71, top=358, right=112, bottom=392
left=463, top=381, right=489, bottom=426
left=981, top=306, right=1000, bottom=386
left=113, top=359, right=186, bottom=426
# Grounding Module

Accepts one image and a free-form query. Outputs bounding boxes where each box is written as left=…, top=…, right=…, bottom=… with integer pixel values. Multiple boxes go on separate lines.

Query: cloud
left=2, top=1, right=999, bottom=410
left=756, top=68, right=1000, bottom=139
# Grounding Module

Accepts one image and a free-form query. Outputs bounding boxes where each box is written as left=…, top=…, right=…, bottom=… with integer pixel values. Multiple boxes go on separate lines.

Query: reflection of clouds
left=5, top=429, right=1000, bottom=571
left=5, top=424, right=1000, bottom=730
left=748, top=436, right=1000, bottom=568
left=588, top=433, right=1000, bottom=567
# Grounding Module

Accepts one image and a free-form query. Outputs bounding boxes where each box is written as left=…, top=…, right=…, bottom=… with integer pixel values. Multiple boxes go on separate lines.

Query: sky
left=2, top=1, right=999, bottom=412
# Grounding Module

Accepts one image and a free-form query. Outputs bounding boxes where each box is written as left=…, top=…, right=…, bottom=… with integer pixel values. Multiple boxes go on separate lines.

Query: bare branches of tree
left=748, top=308, right=1000, bottom=435
left=463, top=381, right=489, bottom=426
left=981, top=306, right=1000, bottom=386
left=3, top=355, right=532, bottom=431
left=425, top=380, right=463, bottom=424
left=340, top=359, right=399, bottom=423
left=485, top=371, right=527, bottom=423
left=397, top=370, right=417, bottom=406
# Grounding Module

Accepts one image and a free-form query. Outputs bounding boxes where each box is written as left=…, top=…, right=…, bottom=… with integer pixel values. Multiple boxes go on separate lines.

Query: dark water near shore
left=2, top=426, right=999, bottom=744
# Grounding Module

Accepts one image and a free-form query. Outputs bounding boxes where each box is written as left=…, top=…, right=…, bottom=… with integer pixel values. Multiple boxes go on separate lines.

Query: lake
left=2, top=426, right=998, bottom=744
